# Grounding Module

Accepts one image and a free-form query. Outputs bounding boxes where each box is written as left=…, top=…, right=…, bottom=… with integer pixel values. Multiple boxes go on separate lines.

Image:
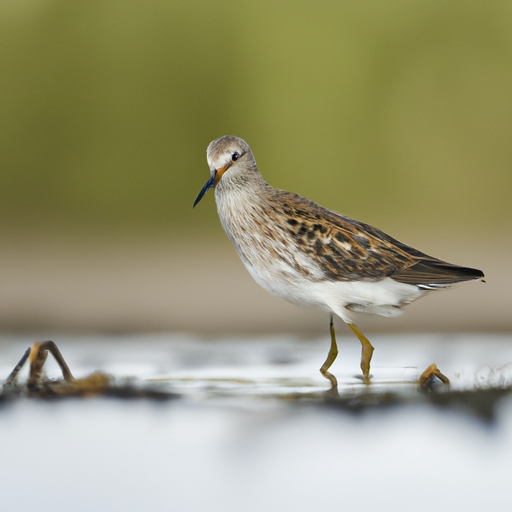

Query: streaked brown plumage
left=257, top=189, right=483, bottom=288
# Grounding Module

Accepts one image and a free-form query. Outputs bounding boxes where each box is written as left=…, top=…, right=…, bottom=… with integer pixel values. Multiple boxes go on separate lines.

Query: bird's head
left=193, top=135, right=254, bottom=207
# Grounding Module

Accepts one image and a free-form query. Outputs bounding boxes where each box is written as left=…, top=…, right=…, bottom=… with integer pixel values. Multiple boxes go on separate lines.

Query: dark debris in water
left=1, top=340, right=511, bottom=423
left=298, top=384, right=512, bottom=423
left=0, top=341, right=177, bottom=403
left=425, top=387, right=512, bottom=423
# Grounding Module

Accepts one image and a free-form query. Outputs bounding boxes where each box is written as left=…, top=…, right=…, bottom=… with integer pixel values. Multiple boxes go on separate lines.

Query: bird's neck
left=215, top=170, right=269, bottom=209
left=214, top=171, right=271, bottom=244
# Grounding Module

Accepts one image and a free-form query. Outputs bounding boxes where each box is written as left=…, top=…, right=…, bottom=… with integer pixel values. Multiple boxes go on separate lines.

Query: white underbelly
left=244, top=259, right=426, bottom=323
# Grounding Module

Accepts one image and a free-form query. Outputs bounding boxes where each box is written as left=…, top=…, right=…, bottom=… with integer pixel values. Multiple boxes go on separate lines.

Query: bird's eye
left=231, top=152, right=240, bottom=162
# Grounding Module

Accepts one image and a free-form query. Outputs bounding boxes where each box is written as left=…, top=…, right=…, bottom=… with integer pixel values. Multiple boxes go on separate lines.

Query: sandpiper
left=193, top=135, right=484, bottom=386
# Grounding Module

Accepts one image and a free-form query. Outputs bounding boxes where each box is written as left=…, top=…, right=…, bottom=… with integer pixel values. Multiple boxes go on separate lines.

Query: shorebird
left=193, top=135, right=484, bottom=386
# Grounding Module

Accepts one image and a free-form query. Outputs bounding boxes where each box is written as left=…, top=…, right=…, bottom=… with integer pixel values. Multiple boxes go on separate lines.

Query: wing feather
left=273, top=190, right=484, bottom=286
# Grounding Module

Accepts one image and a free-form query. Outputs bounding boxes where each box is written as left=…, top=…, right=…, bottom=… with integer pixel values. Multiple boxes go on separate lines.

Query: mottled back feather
left=271, top=190, right=483, bottom=287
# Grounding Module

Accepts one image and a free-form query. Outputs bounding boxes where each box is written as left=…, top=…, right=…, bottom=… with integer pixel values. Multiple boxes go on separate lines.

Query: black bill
left=193, top=174, right=216, bottom=208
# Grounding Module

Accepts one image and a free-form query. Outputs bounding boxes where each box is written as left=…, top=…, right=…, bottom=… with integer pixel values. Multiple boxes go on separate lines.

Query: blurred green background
left=0, top=0, right=510, bottom=334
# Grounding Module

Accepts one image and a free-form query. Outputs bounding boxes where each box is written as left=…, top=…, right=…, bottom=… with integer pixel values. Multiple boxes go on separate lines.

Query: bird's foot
left=418, top=363, right=450, bottom=390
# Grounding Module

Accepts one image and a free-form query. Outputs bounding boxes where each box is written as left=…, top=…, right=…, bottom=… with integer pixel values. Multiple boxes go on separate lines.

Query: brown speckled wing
left=274, top=191, right=484, bottom=286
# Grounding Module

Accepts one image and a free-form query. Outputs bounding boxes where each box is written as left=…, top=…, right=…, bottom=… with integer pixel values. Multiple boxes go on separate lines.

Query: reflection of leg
left=319, top=314, right=338, bottom=389
left=347, top=323, right=374, bottom=384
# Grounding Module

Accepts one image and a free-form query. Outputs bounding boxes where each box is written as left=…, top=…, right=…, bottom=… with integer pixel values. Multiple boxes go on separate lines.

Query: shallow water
left=1, top=333, right=512, bottom=511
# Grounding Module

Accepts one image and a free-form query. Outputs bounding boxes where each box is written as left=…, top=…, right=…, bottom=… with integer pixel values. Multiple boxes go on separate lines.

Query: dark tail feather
left=392, top=260, right=485, bottom=287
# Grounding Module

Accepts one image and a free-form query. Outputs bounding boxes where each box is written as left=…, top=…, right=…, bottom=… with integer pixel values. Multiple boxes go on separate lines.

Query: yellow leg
left=319, top=314, right=338, bottom=389
left=347, top=323, right=374, bottom=384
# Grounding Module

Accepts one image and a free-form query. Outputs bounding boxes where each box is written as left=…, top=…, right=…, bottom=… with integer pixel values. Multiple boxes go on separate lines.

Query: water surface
left=1, top=333, right=511, bottom=511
